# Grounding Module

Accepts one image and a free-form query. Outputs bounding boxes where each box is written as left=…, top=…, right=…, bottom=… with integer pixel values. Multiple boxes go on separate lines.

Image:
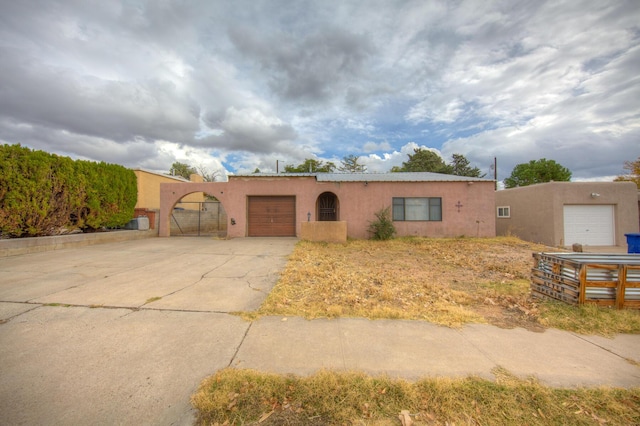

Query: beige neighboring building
left=134, top=169, right=204, bottom=211
left=495, top=181, right=639, bottom=248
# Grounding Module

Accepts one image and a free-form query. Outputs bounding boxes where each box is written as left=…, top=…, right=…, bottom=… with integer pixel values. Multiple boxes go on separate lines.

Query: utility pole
left=494, top=157, right=497, bottom=190
left=490, top=157, right=497, bottom=190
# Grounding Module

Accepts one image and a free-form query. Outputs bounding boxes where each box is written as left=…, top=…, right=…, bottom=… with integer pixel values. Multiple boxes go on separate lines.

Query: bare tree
left=194, top=164, right=225, bottom=182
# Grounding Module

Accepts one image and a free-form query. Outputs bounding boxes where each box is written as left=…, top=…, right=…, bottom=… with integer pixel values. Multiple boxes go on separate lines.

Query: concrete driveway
left=0, top=237, right=297, bottom=425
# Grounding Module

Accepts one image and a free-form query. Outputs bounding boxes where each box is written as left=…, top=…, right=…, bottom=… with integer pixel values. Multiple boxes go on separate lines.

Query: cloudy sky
left=1, top=0, right=638, bottom=182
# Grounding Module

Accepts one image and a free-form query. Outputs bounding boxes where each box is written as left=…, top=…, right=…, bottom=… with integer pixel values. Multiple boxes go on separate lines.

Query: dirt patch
left=260, top=236, right=558, bottom=329
left=470, top=301, right=544, bottom=332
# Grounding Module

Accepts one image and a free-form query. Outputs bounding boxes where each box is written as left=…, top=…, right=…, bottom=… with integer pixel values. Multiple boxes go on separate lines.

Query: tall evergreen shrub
left=0, top=144, right=137, bottom=237
left=74, top=159, right=137, bottom=230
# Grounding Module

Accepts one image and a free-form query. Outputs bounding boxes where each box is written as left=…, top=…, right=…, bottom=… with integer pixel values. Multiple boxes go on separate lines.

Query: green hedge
left=0, top=144, right=137, bottom=237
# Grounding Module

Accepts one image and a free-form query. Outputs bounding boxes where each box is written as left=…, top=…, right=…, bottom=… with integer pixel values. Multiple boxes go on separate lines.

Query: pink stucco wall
left=159, top=176, right=496, bottom=239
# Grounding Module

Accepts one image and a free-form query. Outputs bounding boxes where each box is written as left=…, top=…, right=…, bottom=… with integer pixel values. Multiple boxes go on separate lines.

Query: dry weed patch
left=539, top=301, right=640, bottom=337
left=192, top=368, right=640, bottom=426
left=258, top=236, right=640, bottom=334
left=260, top=237, right=549, bottom=329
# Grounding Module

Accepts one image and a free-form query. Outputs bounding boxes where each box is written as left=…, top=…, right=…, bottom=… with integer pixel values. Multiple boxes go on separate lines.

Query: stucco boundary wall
left=160, top=182, right=228, bottom=237
left=301, top=221, right=347, bottom=243
left=0, top=229, right=157, bottom=258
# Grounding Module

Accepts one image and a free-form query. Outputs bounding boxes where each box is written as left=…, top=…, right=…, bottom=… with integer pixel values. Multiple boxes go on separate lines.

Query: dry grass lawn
left=193, top=368, right=640, bottom=426
left=256, top=236, right=640, bottom=334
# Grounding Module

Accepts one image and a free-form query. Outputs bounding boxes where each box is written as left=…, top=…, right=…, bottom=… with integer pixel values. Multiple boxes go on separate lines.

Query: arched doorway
left=317, top=192, right=338, bottom=221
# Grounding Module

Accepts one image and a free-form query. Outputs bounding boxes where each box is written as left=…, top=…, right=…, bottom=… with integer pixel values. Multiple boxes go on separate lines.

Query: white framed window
left=497, top=206, right=510, bottom=218
left=393, top=197, right=442, bottom=221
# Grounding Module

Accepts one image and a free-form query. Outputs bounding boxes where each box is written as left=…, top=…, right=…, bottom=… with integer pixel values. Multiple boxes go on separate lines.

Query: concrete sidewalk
left=234, top=317, right=639, bottom=388
left=0, top=238, right=639, bottom=425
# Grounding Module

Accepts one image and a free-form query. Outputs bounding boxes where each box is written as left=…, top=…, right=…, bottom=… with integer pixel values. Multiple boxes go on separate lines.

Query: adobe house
left=158, top=172, right=496, bottom=241
left=495, top=181, right=639, bottom=248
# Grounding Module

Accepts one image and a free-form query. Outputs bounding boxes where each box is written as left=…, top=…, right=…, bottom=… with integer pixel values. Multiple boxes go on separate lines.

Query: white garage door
left=563, top=205, right=615, bottom=246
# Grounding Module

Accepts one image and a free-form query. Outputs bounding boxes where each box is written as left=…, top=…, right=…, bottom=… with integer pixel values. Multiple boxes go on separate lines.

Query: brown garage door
left=248, top=196, right=296, bottom=237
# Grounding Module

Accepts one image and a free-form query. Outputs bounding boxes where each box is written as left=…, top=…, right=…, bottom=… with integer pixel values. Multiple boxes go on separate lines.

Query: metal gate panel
left=170, top=201, right=227, bottom=236
left=248, top=196, right=296, bottom=237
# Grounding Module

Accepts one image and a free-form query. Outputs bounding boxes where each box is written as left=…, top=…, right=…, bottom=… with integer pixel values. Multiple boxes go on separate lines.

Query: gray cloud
left=0, top=51, right=200, bottom=143
left=0, top=117, right=160, bottom=168
left=197, top=107, right=298, bottom=154
left=228, top=26, right=375, bottom=103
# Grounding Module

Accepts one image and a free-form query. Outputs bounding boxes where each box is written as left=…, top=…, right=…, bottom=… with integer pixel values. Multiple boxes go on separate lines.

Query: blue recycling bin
left=625, top=233, right=640, bottom=253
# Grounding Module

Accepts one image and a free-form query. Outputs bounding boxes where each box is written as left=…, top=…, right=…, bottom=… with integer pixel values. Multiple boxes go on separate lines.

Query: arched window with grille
left=317, top=192, right=338, bottom=221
